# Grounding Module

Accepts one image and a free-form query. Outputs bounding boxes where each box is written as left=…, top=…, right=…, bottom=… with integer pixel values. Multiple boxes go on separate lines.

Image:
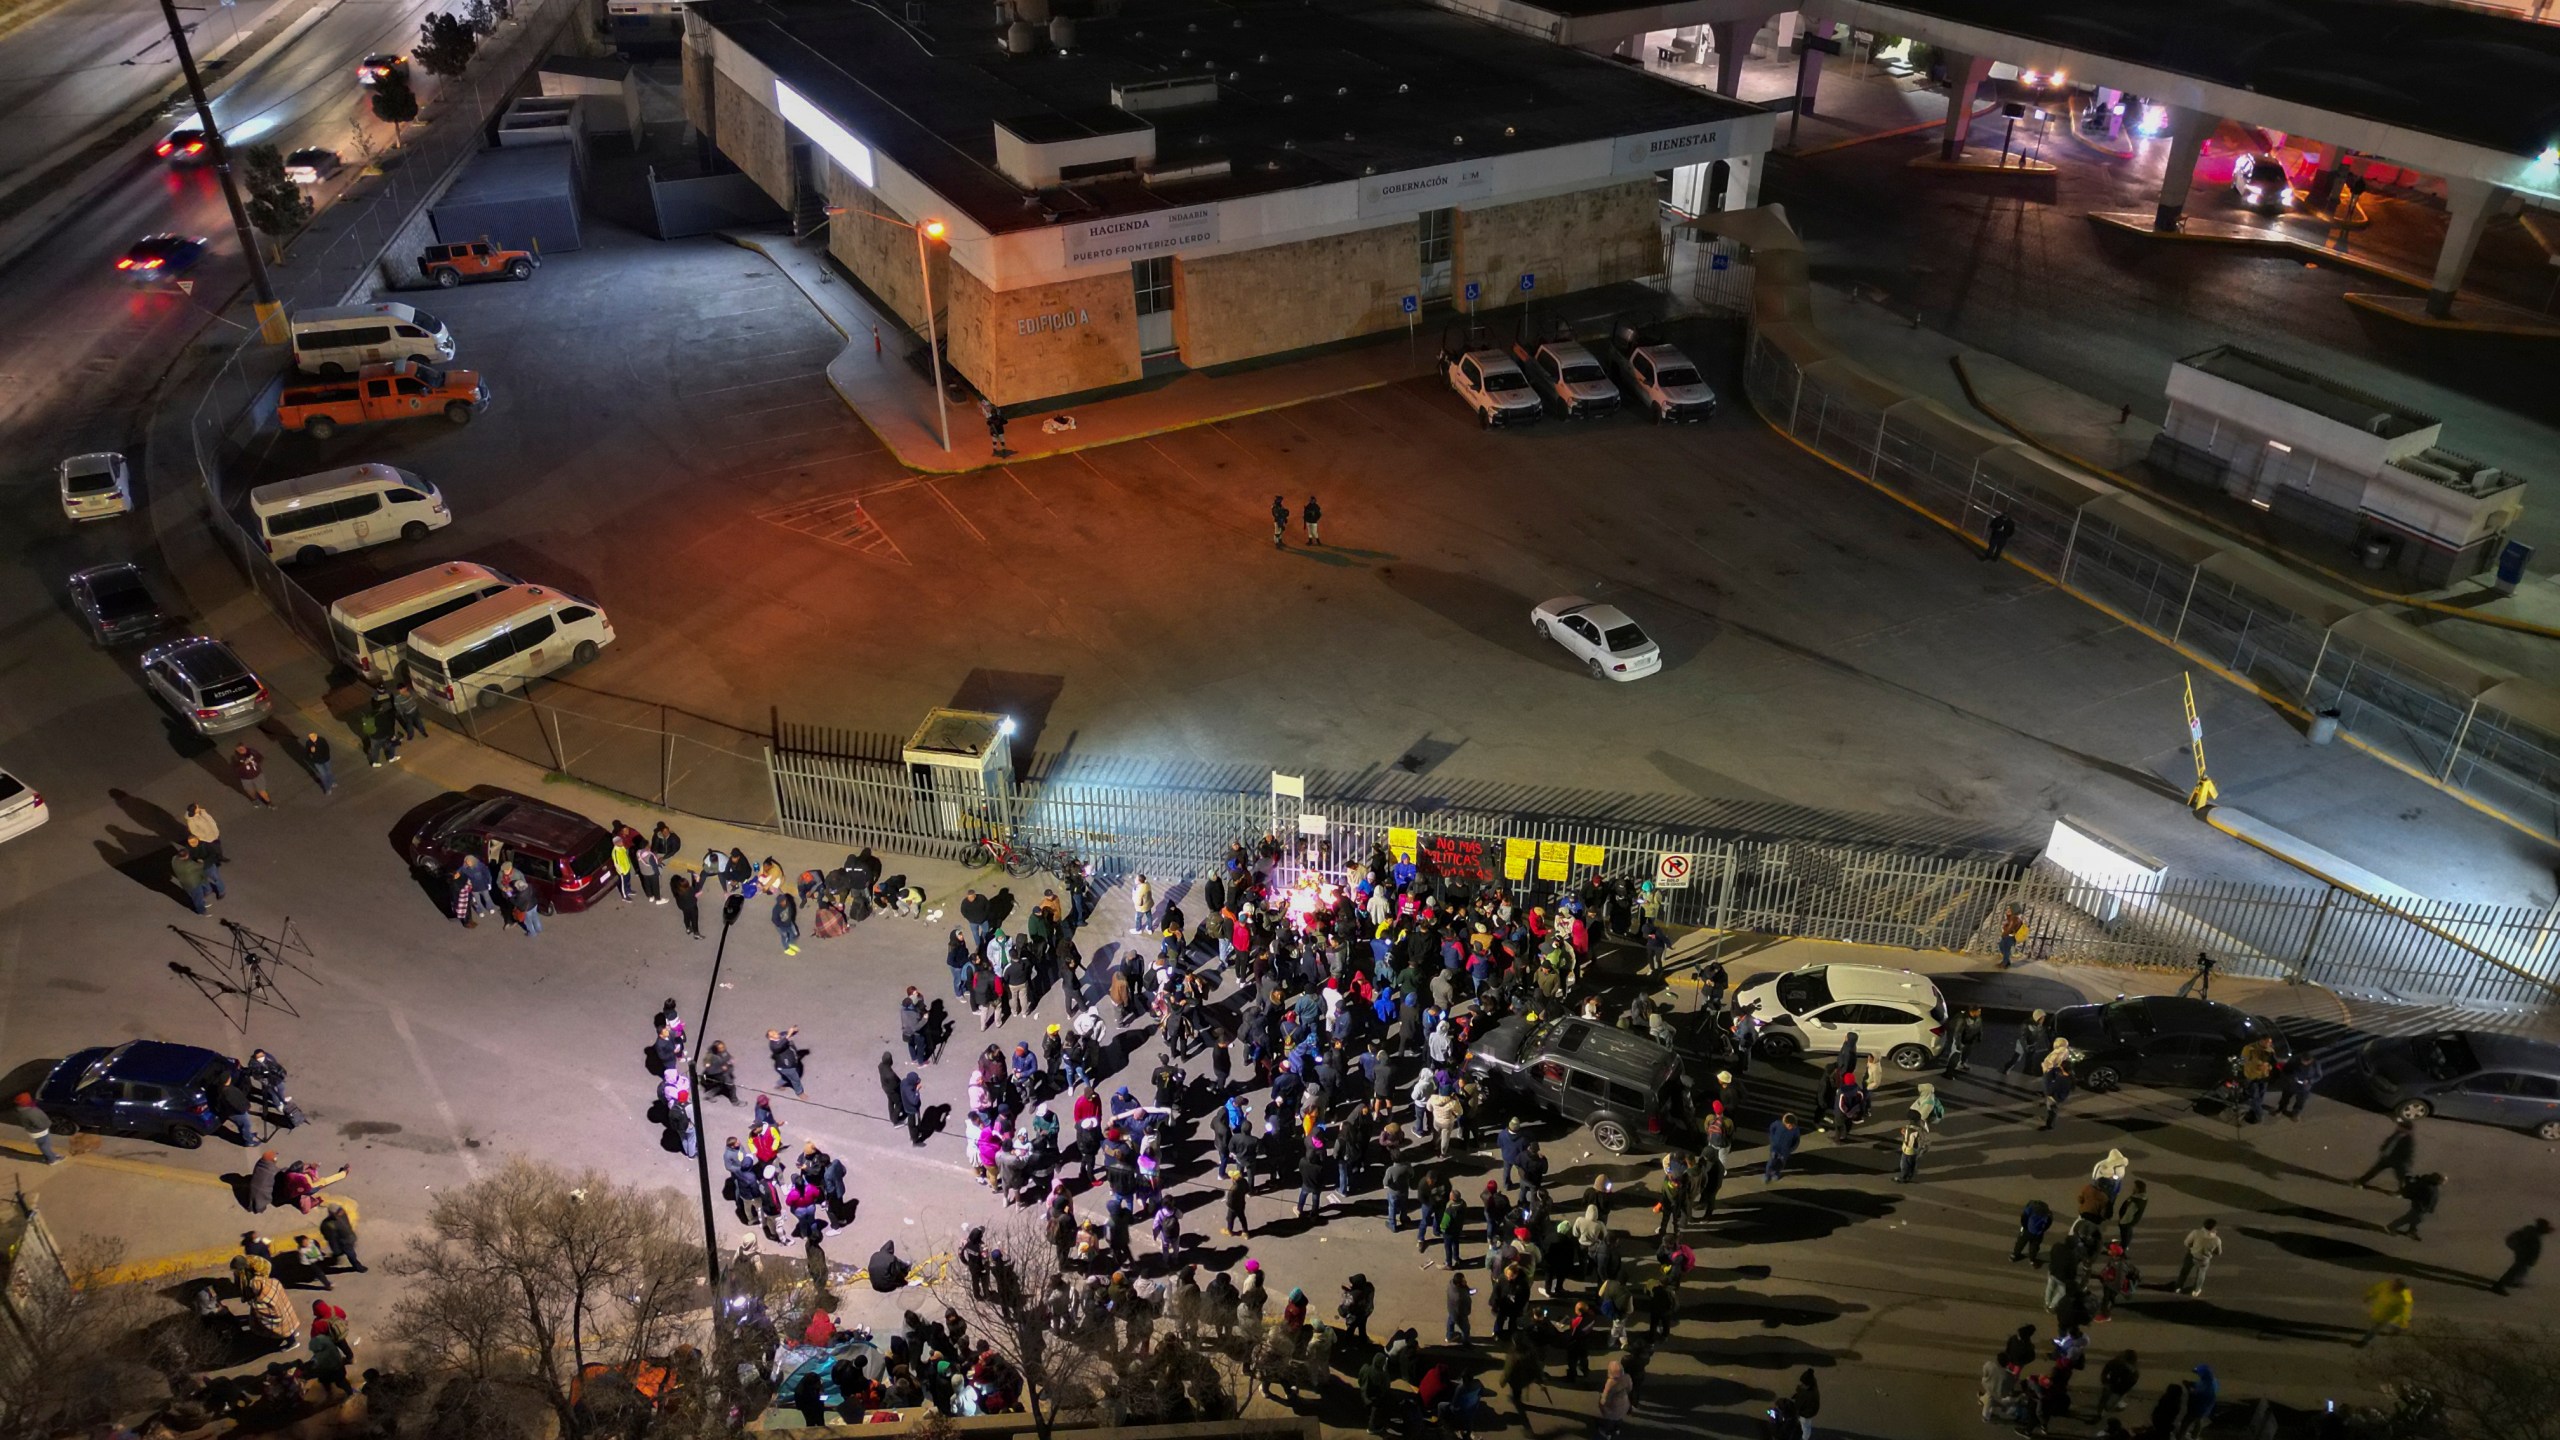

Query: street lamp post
left=686, top=892, right=749, bottom=1290
left=154, top=0, right=287, bottom=343
left=829, top=205, right=953, bottom=453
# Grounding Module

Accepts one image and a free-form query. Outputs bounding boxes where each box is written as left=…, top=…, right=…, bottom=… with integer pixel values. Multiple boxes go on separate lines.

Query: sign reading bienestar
left=1612, top=124, right=1731, bottom=175
left=1065, top=206, right=1219, bottom=265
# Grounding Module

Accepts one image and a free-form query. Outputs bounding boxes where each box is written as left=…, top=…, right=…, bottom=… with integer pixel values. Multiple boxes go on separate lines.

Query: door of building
left=1418, top=207, right=1454, bottom=301
left=1133, top=257, right=1176, bottom=355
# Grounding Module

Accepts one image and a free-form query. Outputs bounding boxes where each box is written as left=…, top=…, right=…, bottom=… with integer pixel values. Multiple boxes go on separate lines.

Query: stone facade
left=1454, top=180, right=1660, bottom=310
left=710, top=68, right=792, bottom=211
left=817, top=160, right=947, bottom=332
left=680, top=32, right=713, bottom=141
left=944, top=264, right=1142, bottom=407
left=1173, top=220, right=1415, bottom=368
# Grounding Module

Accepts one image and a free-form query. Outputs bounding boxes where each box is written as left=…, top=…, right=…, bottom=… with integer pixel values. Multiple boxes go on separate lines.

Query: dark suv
left=398, top=785, right=614, bottom=911
left=69, top=562, right=174, bottom=646
left=37, top=1040, right=234, bottom=1148
left=1465, top=1016, right=1688, bottom=1153
left=2053, top=996, right=2290, bottom=1092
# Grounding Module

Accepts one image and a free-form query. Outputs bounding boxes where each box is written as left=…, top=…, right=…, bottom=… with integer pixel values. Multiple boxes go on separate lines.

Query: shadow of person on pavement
left=2236, top=1225, right=2493, bottom=1290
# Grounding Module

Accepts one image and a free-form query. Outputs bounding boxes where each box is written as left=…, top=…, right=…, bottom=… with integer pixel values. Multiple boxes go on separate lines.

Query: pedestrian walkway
left=0, top=1140, right=366, bottom=1285
left=727, top=231, right=1443, bottom=475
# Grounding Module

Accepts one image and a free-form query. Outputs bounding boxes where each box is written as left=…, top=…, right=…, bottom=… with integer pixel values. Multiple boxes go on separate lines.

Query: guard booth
left=903, top=708, right=1015, bottom=846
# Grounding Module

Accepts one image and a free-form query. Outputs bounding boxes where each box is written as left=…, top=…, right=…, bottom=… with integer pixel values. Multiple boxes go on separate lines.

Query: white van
left=250, top=463, right=451, bottom=563
left=402, top=585, right=613, bottom=711
left=326, top=560, right=522, bottom=680
left=291, top=302, right=455, bottom=376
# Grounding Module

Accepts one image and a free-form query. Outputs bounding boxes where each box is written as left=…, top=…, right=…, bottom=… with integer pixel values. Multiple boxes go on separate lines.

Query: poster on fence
left=1386, top=827, right=1419, bottom=864
left=1536, top=839, right=1572, bottom=881
left=1503, top=837, right=1536, bottom=881
left=1572, top=843, right=1607, bottom=869
left=1418, top=834, right=1500, bottom=885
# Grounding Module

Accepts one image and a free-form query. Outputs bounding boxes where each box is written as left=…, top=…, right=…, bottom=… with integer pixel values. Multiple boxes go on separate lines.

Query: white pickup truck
left=1442, top=347, right=1544, bottom=429
left=1606, top=326, right=1718, bottom=423
left=1513, top=338, right=1624, bottom=420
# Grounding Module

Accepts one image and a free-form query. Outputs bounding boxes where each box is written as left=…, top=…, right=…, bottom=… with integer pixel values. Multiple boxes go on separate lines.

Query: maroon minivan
left=398, top=785, right=615, bottom=912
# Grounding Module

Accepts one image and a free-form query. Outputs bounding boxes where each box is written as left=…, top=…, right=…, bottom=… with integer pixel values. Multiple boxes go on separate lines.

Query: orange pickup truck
left=278, top=359, right=487, bottom=440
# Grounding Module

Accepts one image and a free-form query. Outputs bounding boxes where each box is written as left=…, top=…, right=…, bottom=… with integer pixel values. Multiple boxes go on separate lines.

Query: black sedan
left=117, top=233, right=209, bottom=281
left=68, top=562, right=174, bottom=646
left=2361, top=1031, right=2560, bottom=1141
left=2052, top=995, right=2290, bottom=1092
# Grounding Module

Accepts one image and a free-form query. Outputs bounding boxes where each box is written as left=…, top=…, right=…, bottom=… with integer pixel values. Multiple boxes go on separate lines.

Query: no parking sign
left=1653, top=852, right=1693, bottom=889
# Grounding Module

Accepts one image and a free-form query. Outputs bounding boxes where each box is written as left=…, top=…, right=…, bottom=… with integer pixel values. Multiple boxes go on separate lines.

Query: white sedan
left=59, top=452, right=132, bottom=521
left=1530, top=596, right=1661, bottom=681
left=0, top=768, right=47, bottom=844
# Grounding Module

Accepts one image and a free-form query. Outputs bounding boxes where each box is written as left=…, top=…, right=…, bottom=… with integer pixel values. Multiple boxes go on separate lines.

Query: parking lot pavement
left=198, top=213, right=2554, bottom=905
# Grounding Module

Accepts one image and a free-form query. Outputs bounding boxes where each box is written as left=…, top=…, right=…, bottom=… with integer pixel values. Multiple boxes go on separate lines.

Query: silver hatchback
left=140, top=637, right=272, bottom=735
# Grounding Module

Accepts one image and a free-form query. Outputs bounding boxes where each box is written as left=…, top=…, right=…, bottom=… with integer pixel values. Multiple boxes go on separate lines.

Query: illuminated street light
left=826, top=205, right=954, bottom=453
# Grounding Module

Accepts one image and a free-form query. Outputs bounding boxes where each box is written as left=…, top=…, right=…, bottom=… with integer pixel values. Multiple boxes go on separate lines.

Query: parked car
left=2052, top=995, right=2290, bottom=1091
left=1513, top=338, right=1622, bottom=419
left=0, top=768, right=47, bottom=845
left=1606, top=325, right=1717, bottom=423
left=57, top=451, right=132, bottom=520
left=356, top=51, right=408, bottom=85
left=1530, top=596, right=1660, bottom=681
left=1464, top=1015, right=1690, bottom=1153
left=283, top=148, right=345, bottom=185
left=35, top=1040, right=236, bottom=1148
left=420, top=239, right=537, bottom=286
left=397, top=785, right=615, bottom=912
left=139, top=636, right=272, bottom=735
left=1734, top=963, right=1949, bottom=1068
left=156, top=124, right=209, bottom=164
left=69, top=561, right=175, bottom=646
left=2361, top=1031, right=2560, bottom=1140
left=116, top=233, right=209, bottom=281
left=1441, top=347, right=1542, bottom=428
left=276, top=358, right=486, bottom=440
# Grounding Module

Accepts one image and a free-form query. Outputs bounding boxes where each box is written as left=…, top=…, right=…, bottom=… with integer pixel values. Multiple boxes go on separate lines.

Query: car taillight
left=156, top=141, right=175, bottom=156
left=263, top=536, right=275, bottom=554
left=194, top=707, right=222, bottom=719
left=1645, top=1114, right=1662, bottom=1132
left=27, top=793, right=41, bottom=808
left=355, top=655, right=374, bottom=672
left=1931, top=1024, right=1946, bottom=1036
left=116, top=258, right=135, bottom=269
left=142, top=258, right=163, bottom=268
left=562, top=871, right=592, bottom=888
left=437, top=682, right=455, bottom=700
left=1612, top=663, right=1626, bottom=671
left=185, top=141, right=203, bottom=154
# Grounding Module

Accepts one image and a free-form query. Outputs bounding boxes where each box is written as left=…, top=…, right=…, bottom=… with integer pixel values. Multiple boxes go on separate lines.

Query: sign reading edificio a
left=1612, top=124, right=1731, bottom=175
left=1017, top=308, right=1092, bottom=337
left=1065, top=205, right=1219, bottom=265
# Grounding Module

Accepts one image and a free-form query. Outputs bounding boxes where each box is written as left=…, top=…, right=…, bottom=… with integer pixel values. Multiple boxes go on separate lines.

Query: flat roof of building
left=2179, top=344, right=2438, bottom=438
left=695, top=0, right=1764, bottom=234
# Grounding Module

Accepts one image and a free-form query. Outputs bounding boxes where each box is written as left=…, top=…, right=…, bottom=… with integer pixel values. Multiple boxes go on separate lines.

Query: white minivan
left=326, top=560, right=522, bottom=680
left=291, top=301, right=456, bottom=376
left=250, top=463, right=451, bottom=563
left=401, top=585, right=613, bottom=711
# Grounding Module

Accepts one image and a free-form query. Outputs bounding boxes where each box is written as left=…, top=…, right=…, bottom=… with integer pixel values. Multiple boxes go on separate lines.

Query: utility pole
left=156, top=0, right=288, bottom=343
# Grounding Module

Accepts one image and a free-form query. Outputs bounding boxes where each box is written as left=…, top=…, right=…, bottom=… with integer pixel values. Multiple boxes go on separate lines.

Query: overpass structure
left=1437, top=0, right=2560, bottom=317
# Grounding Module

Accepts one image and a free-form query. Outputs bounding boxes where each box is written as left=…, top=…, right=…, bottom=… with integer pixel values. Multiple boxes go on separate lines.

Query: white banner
left=1613, top=124, right=1733, bottom=175
left=1270, top=772, right=1305, bottom=800
left=1357, top=159, right=1494, bottom=217
left=1064, top=205, right=1219, bottom=265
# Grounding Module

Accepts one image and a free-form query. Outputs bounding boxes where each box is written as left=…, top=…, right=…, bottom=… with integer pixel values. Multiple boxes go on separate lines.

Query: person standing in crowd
left=1763, top=1113, right=1802, bottom=1183
left=10, top=1094, right=59, bottom=1164
left=299, top=731, right=335, bottom=794
left=1270, top=495, right=1290, bottom=548
left=773, top=886, right=801, bottom=956
left=1301, top=495, right=1322, bottom=545
left=393, top=680, right=430, bottom=740
left=2174, top=1219, right=2222, bottom=1296
left=672, top=871, right=703, bottom=939
left=2354, top=1277, right=2414, bottom=1346
left=769, top=1028, right=806, bottom=1096
left=2353, top=1119, right=2418, bottom=1192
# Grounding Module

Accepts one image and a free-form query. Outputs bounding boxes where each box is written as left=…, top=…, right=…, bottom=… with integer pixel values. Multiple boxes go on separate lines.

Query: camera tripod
left=168, top=915, right=317, bottom=1033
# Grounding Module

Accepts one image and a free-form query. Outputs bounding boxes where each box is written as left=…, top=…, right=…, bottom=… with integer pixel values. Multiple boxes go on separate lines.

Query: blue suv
left=37, top=1041, right=234, bottom=1148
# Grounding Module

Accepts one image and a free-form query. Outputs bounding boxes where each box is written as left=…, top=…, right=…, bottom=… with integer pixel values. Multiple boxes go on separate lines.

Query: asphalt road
left=0, top=0, right=293, bottom=194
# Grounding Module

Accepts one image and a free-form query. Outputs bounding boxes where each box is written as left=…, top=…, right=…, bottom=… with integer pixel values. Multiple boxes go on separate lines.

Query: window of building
left=1418, top=207, right=1453, bottom=266
left=1132, top=257, right=1174, bottom=316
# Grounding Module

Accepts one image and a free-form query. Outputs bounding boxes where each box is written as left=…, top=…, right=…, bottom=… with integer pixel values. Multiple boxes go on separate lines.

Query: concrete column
left=1795, top=19, right=1837, bottom=113
left=2427, top=177, right=2508, bottom=319
left=1706, top=14, right=1771, bottom=98
left=2152, top=107, right=2215, bottom=232
left=1725, top=152, right=1763, bottom=209
left=1938, top=52, right=1993, bottom=160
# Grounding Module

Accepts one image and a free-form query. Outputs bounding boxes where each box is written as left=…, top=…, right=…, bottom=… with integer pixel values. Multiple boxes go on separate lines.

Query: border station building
left=683, top=0, right=1775, bottom=406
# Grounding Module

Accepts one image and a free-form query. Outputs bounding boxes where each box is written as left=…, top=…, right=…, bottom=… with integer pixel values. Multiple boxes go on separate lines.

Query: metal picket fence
left=767, top=745, right=2560, bottom=1010
left=1741, top=324, right=2560, bottom=834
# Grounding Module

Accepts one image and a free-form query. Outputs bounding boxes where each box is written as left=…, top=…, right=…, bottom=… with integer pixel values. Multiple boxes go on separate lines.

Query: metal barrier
left=767, top=747, right=2560, bottom=1008
left=1740, top=323, right=2560, bottom=842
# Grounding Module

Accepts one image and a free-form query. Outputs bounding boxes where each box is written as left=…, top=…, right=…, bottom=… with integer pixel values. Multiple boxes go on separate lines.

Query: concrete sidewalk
left=3, top=1140, right=367, bottom=1286
left=729, top=230, right=1443, bottom=475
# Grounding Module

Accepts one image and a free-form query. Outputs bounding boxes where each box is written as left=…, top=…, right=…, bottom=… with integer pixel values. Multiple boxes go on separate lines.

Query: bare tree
left=387, top=1157, right=705, bottom=1435
left=2377, top=1325, right=2560, bottom=1440
left=0, top=1237, right=195, bottom=1440
left=927, top=1219, right=1111, bottom=1440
